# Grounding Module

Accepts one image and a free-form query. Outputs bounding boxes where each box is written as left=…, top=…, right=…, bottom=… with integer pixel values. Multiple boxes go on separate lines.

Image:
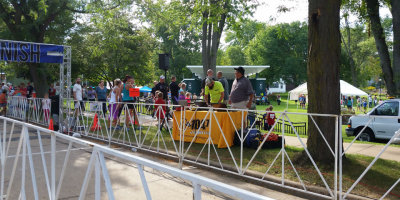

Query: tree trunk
left=391, top=0, right=400, bottom=95
left=307, top=0, right=341, bottom=163
left=202, top=10, right=210, bottom=76
left=366, top=0, right=396, bottom=96
left=345, top=15, right=357, bottom=86
left=29, top=63, right=48, bottom=98
left=201, top=0, right=227, bottom=76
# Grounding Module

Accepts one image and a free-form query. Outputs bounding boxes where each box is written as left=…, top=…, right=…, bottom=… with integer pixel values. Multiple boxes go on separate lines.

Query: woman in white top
left=42, top=93, right=51, bottom=124
left=108, top=79, right=122, bottom=127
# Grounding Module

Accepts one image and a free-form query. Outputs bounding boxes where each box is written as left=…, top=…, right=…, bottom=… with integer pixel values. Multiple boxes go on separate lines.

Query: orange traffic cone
left=48, top=119, right=54, bottom=131
left=129, top=115, right=139, bottom=125
left=90, top=114, right=102, bottom=131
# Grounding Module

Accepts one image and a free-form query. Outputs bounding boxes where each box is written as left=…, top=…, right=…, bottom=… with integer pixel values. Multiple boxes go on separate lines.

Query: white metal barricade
left=5, top=98, right=400, bottom=200
left=0, top=116, right=272, bottom=200
left=6, top=96, right=27, bottom=121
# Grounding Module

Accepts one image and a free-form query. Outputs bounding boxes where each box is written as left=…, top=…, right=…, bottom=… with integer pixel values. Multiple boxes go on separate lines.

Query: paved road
left=285, top=136, right=400, bottom=162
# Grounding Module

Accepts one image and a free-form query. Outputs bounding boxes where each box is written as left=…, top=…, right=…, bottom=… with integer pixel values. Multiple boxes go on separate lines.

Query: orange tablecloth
left=172, top=110, right=245, bottom=148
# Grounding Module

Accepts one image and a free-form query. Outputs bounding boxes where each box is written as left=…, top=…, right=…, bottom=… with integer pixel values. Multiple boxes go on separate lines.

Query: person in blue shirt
left=122, top=75, right=140, bottom=129
left=95, top=80, right=108, bottom=116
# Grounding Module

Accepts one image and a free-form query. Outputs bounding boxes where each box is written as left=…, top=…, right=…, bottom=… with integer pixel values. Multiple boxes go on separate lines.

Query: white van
left=346, top=99, right=400, bottom=142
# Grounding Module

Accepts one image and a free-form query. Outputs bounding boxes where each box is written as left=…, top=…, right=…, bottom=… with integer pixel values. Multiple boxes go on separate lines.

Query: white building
left=267, top=78, right=286, bottom=94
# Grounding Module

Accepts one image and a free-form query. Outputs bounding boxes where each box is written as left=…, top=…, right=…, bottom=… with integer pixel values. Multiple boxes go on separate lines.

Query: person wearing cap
left=152, top=75, right=169, bottom=101
left=204, top=78, right=225, bottom=107
left=229, top=66, right=254, bottom=109
left=201, top=69, right=215, bottom=103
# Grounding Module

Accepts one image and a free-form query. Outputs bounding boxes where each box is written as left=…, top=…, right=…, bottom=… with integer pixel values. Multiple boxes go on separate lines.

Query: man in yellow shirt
left=204, top=78, right=225, bottom=106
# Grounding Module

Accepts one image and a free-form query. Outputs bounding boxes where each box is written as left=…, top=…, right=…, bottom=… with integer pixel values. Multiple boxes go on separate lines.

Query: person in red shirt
left=185, top=92, right=191, bottom=103
left=0, top=90, right=7, bottom=115
left=19, top=83, right=27, bottom=97
left=266, top=105, right=276, bottom=131
left=154, top=92, right=167, bottom=131
left=49, top=83, right=56, bottom=97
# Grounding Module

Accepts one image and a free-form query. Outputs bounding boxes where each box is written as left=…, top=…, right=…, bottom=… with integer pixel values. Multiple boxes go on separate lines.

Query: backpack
left=234, top=129, right=261, bottom=149
left=261, top=133, right=284, bottom=149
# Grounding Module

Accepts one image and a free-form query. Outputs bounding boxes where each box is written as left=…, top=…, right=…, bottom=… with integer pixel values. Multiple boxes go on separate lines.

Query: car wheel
left=358, top=129, right=375, bottom=142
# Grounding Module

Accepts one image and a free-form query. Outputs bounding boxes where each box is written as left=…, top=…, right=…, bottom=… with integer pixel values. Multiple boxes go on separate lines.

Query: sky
left=252, top=0, right=392, bottom=25
left=253, top=0, right=308, bottom=25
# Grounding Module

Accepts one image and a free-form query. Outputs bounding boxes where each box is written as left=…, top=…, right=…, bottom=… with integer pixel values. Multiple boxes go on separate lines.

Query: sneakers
left=72, top=133, right=81, bottom=138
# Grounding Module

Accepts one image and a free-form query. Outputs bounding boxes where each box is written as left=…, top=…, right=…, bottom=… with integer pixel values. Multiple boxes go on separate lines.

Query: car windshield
left=372, top=102, right=399, bottom=116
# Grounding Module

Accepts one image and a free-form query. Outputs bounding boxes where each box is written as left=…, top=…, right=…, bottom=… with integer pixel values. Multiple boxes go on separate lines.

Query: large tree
left=189, top=0, right=257, bottom=75
left=345, top=0, right=400, bottom=95
left=307, top=0, right=341, bottom=163
left=68, top=8, right=157, bottom=86
left=136, top=0, right=202, bottom=80
left=365, top=0, right=396, bottom=95
left=246, top=22, right=308, bottom=86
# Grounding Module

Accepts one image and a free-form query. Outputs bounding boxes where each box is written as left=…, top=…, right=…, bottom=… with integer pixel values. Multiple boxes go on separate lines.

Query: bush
left=267, top=94, right=277, bottom=101
left=366, top=86, right=376, bottom=91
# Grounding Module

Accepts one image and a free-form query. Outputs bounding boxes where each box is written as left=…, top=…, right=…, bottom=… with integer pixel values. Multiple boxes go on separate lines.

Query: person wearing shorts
left=122, top=75, right=139, bottom=129
left=108, top=79, right=122, bottom=128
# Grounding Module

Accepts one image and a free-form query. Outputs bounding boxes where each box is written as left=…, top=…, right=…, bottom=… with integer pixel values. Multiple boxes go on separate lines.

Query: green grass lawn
left=255, top=93, right=399, bottom=147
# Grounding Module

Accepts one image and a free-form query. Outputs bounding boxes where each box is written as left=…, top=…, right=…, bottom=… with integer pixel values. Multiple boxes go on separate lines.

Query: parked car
left=346, top=99, right=400, bottom=142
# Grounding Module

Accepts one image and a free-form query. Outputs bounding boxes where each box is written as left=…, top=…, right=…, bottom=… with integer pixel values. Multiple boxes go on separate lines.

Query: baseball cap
left=160, top=75, right=165, bottom=79
left=234, top=66, right=245, bottom=75
left=205, top=78, right=213, bottom=85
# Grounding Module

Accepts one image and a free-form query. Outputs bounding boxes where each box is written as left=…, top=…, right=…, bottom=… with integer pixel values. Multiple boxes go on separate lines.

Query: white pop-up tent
left=289, top=82, right=308, bottom=100
left=288, top=80, right=368, bottom=100
left=287, top=80, right=368, bottom=109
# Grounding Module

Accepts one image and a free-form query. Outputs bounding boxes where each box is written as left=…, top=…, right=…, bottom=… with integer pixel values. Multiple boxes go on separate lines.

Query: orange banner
left=172, top=110, right=245, bottom=148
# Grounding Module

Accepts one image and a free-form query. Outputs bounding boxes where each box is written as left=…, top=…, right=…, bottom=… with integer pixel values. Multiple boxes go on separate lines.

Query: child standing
left=154, top=92, right=166, bottom=130
left=347, top=96, right=352, bottom=112
left=266, top=106, right=276, bottom=131
left=42, top=93, right=51, bottom=124
left=185, top=92, right=191, bottom=103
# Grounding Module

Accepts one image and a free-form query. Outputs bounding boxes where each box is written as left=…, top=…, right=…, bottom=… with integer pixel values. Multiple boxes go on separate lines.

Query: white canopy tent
left=339, top=80, right=369, bottom=96
left=288, top=82, right=308, bottom=100
left=287, top=80, right=368, bottom=108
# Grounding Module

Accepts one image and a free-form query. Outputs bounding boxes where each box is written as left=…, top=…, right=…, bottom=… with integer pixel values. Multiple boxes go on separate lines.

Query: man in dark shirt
left=26, top=82, right=34, bottom=98
left=229, top=66, right=254, bottom=109
left=151, top=81, right=158, bottom=98
left=169, top=76, right=180, bottom=105
left=152, top=75, right=169, bottom=101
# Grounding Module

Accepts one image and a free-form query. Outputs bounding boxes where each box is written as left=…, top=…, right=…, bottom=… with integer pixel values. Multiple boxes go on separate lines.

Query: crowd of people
left=343, top=95, right=383, bottom=113
left=68, top=67, right=255, bottom=132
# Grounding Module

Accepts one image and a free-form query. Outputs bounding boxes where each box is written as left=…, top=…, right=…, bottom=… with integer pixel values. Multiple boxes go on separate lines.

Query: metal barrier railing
left=338, top=115, right=400, bottom=200
left=6, top=96, right=28, bottom=121
left=61, top=100, right=339, bottom=199
left=27, top=97, right=52, bottom=126
left=0, top=116, right=272, bottom=200
left=5, top=98, right=400, bottom=200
